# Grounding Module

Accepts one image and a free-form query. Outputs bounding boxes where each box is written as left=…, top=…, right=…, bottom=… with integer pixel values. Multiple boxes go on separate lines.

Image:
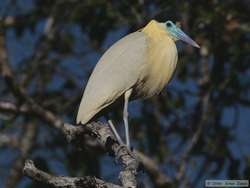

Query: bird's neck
left=136, top=20, right=178, bottom=98
left=142, top=20, right=170, bottom=39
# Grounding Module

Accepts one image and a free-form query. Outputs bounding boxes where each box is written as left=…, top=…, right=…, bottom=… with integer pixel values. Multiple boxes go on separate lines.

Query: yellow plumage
left=134, top=20, right=178, bottom=98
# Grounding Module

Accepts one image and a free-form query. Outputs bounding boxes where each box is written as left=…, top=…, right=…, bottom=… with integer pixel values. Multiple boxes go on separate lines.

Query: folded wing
left=77, top=32, right=148, bottom=124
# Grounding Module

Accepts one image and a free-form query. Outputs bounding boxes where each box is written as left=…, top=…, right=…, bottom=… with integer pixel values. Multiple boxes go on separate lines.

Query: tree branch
left=0, top=134, right=19, bottom=148
left=20, top=121, right=138, bottom=188
left=0, top=99, right=171, bottom=187
left=5, top=123, right=37, bottom=188
left=23, top=160, right=122, bottom=188
left=63, top=122, right=139, bottom=188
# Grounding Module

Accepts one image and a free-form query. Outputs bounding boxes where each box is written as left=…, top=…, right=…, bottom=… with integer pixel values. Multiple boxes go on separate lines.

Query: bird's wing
left=77, top=32, right=148, bottom=124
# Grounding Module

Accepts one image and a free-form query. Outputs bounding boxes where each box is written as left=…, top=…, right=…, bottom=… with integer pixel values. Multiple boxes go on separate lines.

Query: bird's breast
left=133, top=36, right=178, bottom=99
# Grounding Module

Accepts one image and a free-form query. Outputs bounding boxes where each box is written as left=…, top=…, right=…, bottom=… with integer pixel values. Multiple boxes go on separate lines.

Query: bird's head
left=165, top=20, right=200, bottom=48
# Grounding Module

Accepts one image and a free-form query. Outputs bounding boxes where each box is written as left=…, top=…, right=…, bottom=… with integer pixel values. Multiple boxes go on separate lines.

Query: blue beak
left=176, top=28, right=200, bottom=48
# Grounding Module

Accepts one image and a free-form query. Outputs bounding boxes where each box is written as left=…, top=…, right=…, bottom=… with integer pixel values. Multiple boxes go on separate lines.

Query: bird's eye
left=166, top=22, right=172, bottom=28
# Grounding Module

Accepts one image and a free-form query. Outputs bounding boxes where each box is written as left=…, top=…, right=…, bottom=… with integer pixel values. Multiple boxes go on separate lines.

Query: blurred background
left=0, top=0, right=250, bottom=188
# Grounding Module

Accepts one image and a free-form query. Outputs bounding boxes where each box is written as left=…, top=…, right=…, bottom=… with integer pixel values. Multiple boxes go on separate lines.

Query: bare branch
left=63, top=122, right=139, bottom=188
left=5, top=123, right=37, bottom=188
left=0, top=134, right=19, bottom=148
left=0, top=101, right=29, bottom=114
left=23, top=160, right=122, bottom=188
left=20, top=122, right=138, bottom=187
left=0, top=98, right=171, bottom=187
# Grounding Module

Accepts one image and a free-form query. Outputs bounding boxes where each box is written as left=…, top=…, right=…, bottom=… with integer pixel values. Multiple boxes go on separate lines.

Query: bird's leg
left=108, top=119, right=124, bottom=145
left=123, top=89, right=132, bottom=149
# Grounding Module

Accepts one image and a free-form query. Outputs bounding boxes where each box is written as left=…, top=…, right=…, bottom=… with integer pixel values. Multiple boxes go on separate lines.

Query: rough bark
left=23, top=160, right=122, bottom=188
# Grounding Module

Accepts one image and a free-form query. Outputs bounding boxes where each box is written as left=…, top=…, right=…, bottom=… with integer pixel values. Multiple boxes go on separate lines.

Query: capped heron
left=77, top=20, right=199, bottom=149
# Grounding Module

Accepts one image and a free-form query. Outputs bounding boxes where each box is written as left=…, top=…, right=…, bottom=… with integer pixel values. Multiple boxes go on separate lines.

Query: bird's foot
left=116, top=144, right=135, bottom=158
